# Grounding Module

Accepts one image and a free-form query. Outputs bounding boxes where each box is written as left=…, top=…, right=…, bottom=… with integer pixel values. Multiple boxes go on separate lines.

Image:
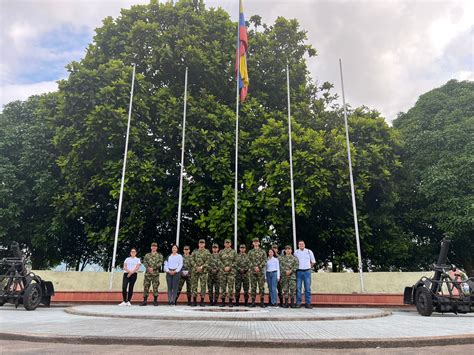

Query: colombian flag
left=236, top=0, right=249, bottom=102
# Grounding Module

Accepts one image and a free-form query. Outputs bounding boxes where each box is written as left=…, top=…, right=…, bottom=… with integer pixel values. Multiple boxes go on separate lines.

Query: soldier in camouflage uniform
left=140, top=242, right=164, bottom=306
left=247, top=238, right=267, bottom=308
left=190, top=239, right=211, bottom=307
left=235, top=244, right=250, bottom=306
left=272, top=243, right=283, bottom=306
left=219, top=239, right=237, bottom=307
left=207, top=243, right=222, bottom=306
left=177, top=245, right=193, bottom=305
left=279, top=245, right=299, bottom=308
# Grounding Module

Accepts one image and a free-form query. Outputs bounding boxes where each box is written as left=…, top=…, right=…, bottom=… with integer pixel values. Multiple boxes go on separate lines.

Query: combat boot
left=260, top=298, right=266, bottom=308
left=187, top=295, right=192, bottom=306
left=283, top=298, right=289, bottom=308
left=244, top=296, right=249, bottom=307
left=191, top=297, right=197, bottom=307
left=250, top=298, right=256, bottom=307
left=290, top=297, right=296, bottom=308
left=220, top=298, right=225, bottom=307
left=229, top=298, right=234, bottom=308
left=199, top=297, right=205, bottom=307
left=153, top=295, right=158, bottom=306
left=139, top=296, right=147, bottom=306
left=235, top=297, right=240, bottom=307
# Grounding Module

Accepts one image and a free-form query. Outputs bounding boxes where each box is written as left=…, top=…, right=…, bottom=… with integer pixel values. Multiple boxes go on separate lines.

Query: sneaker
left=118, top=301, right=127, bottom=306
left=126, top=301, right=132, bottom=306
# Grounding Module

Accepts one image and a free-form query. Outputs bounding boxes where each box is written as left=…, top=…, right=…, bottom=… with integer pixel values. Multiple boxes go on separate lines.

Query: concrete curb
left=64, top=306, right=392, bottom=322
left=1, top=332, right=473, bottom=349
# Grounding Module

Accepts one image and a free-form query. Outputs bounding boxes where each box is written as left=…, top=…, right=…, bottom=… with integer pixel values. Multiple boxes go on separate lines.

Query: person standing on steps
left=140, top=242, right=163, bottom=306
left=119, top=248, right=141, bottom=306
left=235, top=244, right=250, bottom=306
left=294, top=240, right=315, bottom=309
left=164, top=244, right=183, bottom=305
left=247, top=238, right=267, bottom=308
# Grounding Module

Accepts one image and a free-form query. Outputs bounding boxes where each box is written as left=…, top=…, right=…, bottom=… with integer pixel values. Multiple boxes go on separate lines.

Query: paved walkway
left=0, top=305, right=473, bottom=348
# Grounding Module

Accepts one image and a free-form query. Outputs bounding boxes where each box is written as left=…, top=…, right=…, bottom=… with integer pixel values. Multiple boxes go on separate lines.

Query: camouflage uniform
left=235, top=251, right=250, bottom=305
left=219, top=247, right=237, bottom=302
left=248, top=247, right=267, bottom=301
left=279, top=254, right=299, bottom=306
left=142, top=252, right=164, bottom=298
left=207, top=251, right=222, bottom=305
left=190, top=247, right=211, bottom=299
left=178, top=253, right=193, bottom=302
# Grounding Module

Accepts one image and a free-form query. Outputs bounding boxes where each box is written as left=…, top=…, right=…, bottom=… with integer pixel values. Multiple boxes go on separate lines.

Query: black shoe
left=244, top=297, right=249, bottom=307
left=153, top=296, right=158, bottom=306
left=199, top=298, right=205, bottom=307
left=260, top=299, right=266, bottom=308
left=290, top=298, right=295, bottom=308
left=283, top=299, right=289, bottom=308
left=139, top=297, right=147, bottom=306
left=294, top=303, right=302, bottom=308
left=235, top=299, right=240, bottom=307
left=219, top=299, right=225, bottom=307
left=305, top=303, right=313, bottom=309
left=187, top=295, right=192, bottom=306
left=250, top=299, right=256, bottom=307
left=191, top=297, right=197, bottom=307
left=229, top=299, right=234, bottom=308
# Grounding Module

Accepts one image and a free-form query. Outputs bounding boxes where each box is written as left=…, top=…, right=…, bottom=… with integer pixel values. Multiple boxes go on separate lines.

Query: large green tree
left=393, top=79, right=474, bottom=274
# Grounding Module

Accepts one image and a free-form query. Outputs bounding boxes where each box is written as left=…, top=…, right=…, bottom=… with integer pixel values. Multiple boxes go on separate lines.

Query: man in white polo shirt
left=293, top=240, right=315, bottom=309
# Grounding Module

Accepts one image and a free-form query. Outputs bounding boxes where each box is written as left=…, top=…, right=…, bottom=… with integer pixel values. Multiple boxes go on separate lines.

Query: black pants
left=166, top=272, right=182, bottom=304
left=122, top=273, right=137, bottom=302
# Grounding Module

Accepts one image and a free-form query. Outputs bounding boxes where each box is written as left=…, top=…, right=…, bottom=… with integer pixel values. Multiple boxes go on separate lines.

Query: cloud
left=1, top=0, right=473, bottom=121
left=0, top=81, right=58, bottom=108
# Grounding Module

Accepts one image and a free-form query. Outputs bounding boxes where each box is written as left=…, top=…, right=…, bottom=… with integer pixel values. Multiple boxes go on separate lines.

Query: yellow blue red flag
left=236, top=0, right=249, bottom=102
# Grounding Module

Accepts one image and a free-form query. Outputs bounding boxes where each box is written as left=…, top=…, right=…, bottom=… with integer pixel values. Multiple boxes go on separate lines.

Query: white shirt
left=164, top=254, right=183, bottom=272
left=123, top=257, right=141, bottom=273
left=294, top=248, right=315, bottom=270
left=266, top=256, right=280, bottom=279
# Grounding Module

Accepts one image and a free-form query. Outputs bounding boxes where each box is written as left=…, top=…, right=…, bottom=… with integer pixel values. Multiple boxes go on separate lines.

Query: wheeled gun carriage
left=0, top=242, right=54, bottom=310
left=404, top=238, right=474, bottom=316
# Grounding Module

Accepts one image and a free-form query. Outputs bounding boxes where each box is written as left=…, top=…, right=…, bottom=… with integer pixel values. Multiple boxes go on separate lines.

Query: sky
left=0, top=0, right=473, bottom=122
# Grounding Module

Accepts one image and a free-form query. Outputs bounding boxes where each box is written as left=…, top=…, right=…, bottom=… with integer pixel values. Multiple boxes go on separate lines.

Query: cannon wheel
left=416, top=287, right=433, bottom=316
left=23, top=283, right=42, bottom=311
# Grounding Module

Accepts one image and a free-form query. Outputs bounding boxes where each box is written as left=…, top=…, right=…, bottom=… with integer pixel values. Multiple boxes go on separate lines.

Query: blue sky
left=1, top=0, right=473, bottom=121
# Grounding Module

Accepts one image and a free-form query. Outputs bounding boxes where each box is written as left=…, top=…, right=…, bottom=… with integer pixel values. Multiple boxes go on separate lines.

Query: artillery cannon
left=404, top=238, right=474, bottom=316
left=0, top=242, right=54, bottom=310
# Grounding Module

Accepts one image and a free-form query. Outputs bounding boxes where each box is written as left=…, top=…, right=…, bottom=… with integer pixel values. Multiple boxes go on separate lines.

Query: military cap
left=224, top=238, right=231, bottom=243
left=151, top=242, right=158, bottom=247
left=212, top=243, right=219, bottom=248
left=252, top=237, right=260, bottom=242
left=198, top=239, right=205, bottom=243
left=272, top=244, right=278, bottom=248
left=239, top=244, right=247, bottom=248
left=285, top=245, right=292, bottom=249
left=183, top=245, right=190, bottom=250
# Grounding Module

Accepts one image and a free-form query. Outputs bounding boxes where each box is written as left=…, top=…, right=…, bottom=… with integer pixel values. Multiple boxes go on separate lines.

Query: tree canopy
left=0, top=0, right=471, bottom=273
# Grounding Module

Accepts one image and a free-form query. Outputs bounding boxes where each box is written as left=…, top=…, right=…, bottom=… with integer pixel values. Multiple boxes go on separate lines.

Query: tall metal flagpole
left=234, top=4, right=241, bottom=251
left=109, top=64, right=136, bottom=290
left=339, top=59, right=365, bottom=293
left=176, top=67, right=189, bottom=247
left=286, top=62, right=297, bottom=251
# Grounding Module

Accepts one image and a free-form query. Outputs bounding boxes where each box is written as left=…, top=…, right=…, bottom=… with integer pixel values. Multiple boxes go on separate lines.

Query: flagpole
left=339, top=58, right=365, bottom=293
left=109, top=64, right=136, bottom=290
left=286, top=62, right=297, bottom=251
left=234, top=3, right=241, bottom=252
left=176, top=67, right=188, bottom=247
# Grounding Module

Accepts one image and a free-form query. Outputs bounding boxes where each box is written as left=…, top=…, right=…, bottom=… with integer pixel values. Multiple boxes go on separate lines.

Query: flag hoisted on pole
left=234, top=0, right=249, bottom=250
left=176, top=67, right=189, bottom=248
left=286, top=62, right=297, bottom=251
left=109, top=64, right=136, bottom=290
left=339, top=58, right=365, bottom=293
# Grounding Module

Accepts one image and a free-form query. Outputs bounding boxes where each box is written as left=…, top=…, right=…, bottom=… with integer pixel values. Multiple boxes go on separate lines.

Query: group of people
left=119, top=238, right=315, bottom=309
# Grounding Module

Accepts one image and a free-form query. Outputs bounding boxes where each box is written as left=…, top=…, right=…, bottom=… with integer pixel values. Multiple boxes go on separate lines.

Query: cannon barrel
left=431, top=238, right=451, bottom=292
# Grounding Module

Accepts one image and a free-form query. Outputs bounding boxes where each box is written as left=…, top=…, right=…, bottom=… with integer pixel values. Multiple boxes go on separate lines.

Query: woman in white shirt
left=164, top=245, right=183, bottom=305
left=266, top=249, right=280, bottom=307
left=119, top=248, right=141, bottom=306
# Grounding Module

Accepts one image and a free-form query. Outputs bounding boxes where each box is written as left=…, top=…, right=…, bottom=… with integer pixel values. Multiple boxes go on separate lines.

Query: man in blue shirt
left=293, top=240, right=315, bottom=308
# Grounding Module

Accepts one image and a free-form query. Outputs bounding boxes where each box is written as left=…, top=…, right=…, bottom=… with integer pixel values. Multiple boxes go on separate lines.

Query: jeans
left=166, top=271, right=181, bottom=304
left=266, top=271, right=278, bottom=305
left=122, top=273, right=137, bottom=302
left=296, top=269, right=312, bottom=305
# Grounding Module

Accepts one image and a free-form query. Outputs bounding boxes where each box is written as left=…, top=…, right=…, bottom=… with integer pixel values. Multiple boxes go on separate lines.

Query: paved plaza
left=0, top=305, right=473, bottom=349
